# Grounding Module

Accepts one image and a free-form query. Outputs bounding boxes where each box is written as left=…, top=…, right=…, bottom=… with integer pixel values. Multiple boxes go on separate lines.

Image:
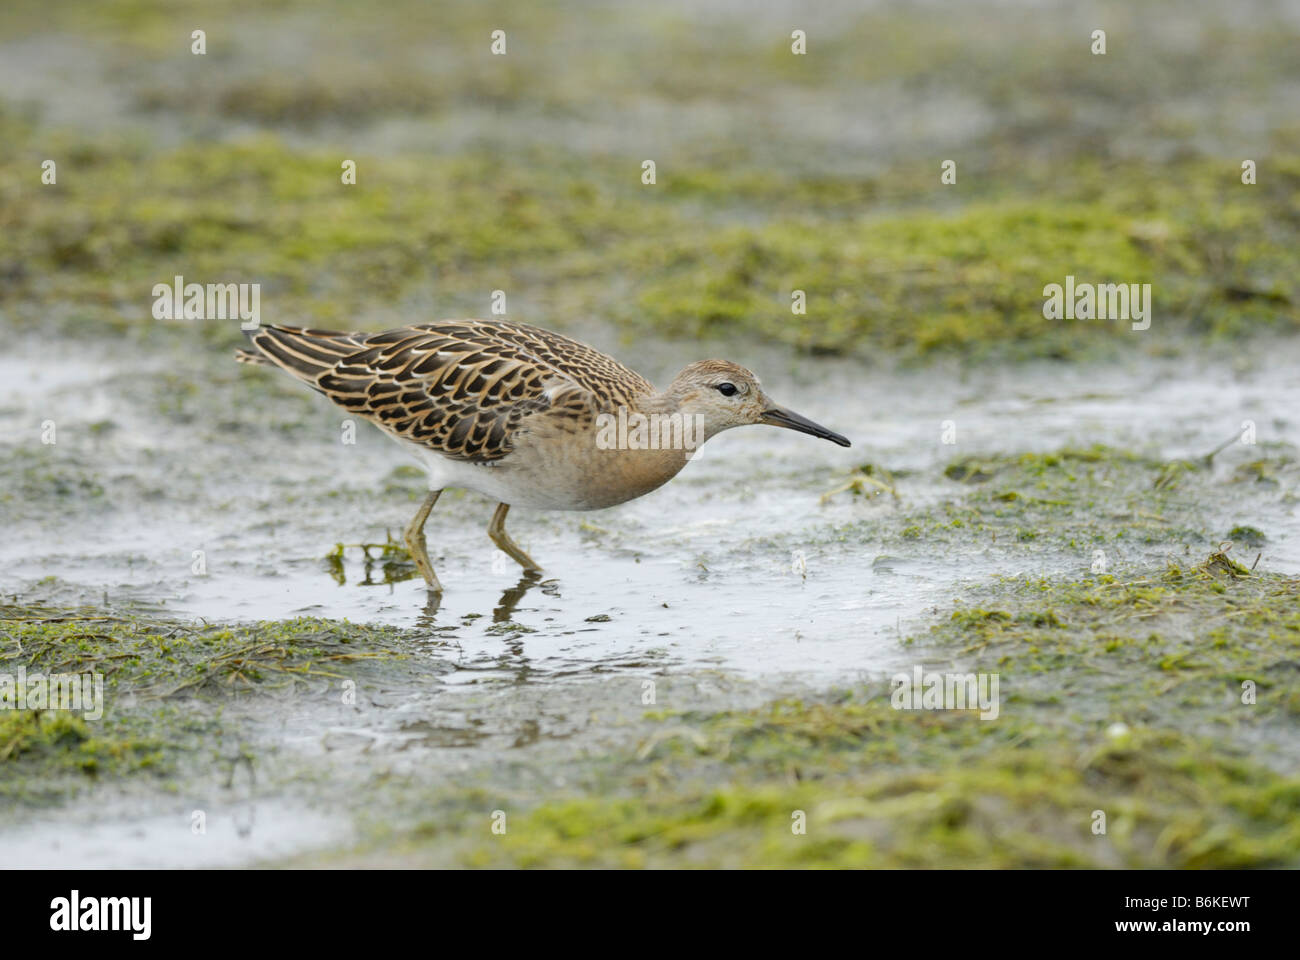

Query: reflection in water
left=419, top=589, right=441, bottom=623
left=232, top=802, right=255, bottom=840
left=221, top=751, right=257, bottom=840
left=325, top=539, right=421, bottom=587
left=357, top=555, right=418, bottom=587
left=411, top=574, right=573, bottom=689
left=331, top=539, right=555, bottom=626
left=410, top=573, right=559, bottom=631
left=494, top=572, right=544, bottom=623
left=330, top=534, right=565, bottom=625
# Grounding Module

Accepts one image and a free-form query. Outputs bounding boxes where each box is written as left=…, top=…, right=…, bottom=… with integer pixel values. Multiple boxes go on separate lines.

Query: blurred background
left=2, top=0, right=1297, bottom=359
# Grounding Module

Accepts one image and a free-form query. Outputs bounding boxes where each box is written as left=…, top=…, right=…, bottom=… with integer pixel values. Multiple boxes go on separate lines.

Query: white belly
left=401, top=435, right=689, bottom=512
left=406, top=446, right=590, bottom=511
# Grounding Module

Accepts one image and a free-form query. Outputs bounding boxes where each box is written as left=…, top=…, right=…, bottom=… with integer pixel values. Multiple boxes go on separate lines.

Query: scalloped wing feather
left=236, top=319, right=653, bottom=463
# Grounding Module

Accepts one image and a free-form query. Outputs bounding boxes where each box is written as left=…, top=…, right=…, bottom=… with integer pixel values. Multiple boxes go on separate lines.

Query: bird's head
left=667, top=360, right=851, bottom=447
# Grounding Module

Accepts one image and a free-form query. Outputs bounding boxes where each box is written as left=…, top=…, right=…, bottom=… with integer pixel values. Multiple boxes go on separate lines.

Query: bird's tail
left=234, top=325, right=270, bottom=365
left=234, top=347, right=270, bottom=365
left=233, top=324, right=368, bottom=381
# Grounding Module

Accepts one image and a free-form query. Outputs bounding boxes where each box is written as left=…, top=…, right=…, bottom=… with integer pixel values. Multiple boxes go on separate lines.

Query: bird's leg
left=402, top=489, right=443, bottom=591
left=488, top=503, right=542, bottom=574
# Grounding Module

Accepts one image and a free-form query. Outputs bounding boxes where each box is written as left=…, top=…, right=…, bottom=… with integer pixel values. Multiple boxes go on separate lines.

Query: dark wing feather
left=236, top=319, right=654, bottom=463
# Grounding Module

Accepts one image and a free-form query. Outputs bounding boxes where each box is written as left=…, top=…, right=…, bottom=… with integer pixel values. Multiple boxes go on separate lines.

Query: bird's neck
left=633, top=390, right=682, bottom=418
left=597, top=390, right=711, bottom=460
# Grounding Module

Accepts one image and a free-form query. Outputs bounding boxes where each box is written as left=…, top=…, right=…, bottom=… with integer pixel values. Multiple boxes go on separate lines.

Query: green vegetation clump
left=2, top=606, right=411, bottom=698
left=0, top=605, right=427, bottom=804
left=0, top=710, right=162, bottom=776
left=417, top=565, right=1300, bottom=868
left=2, top=99, right=1297, bottom=360
left=847, top=443, right=1268, bottom=552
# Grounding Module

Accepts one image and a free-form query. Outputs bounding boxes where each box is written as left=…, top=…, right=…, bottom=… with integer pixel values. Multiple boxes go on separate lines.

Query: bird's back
left=236, top=318, right=655, bottom=463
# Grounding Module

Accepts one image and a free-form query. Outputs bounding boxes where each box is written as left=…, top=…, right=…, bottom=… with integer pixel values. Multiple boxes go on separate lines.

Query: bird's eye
left=715, top=382, right=738, bottom=397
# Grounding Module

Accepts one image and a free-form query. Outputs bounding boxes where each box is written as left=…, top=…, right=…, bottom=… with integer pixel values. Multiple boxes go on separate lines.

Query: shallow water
left=5, top=333, right=1294, bottom=863
left=5, top=802, right=350, bottom=870
left=6, top=332, right=1296, bottom=866
left=4, top=333, right=1297, bottom=681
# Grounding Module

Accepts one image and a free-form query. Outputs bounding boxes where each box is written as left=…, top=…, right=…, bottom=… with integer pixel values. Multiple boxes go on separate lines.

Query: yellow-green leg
left=488, top=503, right=542, bottom=574
left=403, top=489, right=443, bottom=591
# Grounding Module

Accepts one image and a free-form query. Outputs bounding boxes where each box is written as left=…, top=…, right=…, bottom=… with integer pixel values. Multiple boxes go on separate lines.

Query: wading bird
left=237, top=319, right=850, bottom=591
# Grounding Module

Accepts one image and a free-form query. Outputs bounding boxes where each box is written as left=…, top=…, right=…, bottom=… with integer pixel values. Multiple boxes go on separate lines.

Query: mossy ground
left=375, top=564, right=1299, bottom=869
left=823, top=442, right=1298, bottom=555
left=0, top=607, right=433, bottom=808
left=326, top=439, right=1294, bottom=866
left=2, top=0, right=1298, bottom=361
left=2, top=606, right=415, bottom=697
left=6, top=436, right=1295, bottom=866
left=4, top=112, right=1297, bottom=361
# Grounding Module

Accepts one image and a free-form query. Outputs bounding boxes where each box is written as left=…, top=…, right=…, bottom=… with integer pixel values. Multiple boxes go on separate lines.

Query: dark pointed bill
left=760, top=405, right=851, bottom=447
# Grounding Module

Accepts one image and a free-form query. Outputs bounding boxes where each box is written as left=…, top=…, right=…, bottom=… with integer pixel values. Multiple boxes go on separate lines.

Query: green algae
left=0, top=604, right=429, bottom=805
left=3, top=369, right=1297, bottom=868
left=4, top=95, right=1297, bottom=360
left=819, top=443, right=1293, bottom=559
left=0, top=710, right=166, bottom=795
left=2, top=0, right=1297, bottom=366
left=443, top=723, right=1298, bottom=869
left=1, top=605, right=413, bottom=698
left=391, top=563, right=1299, bottom=868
